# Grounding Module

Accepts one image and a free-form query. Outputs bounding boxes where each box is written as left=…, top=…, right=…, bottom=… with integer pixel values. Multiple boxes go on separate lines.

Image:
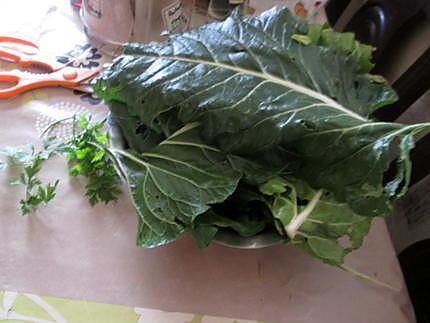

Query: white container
left=81, top=0, right=192, bottom=55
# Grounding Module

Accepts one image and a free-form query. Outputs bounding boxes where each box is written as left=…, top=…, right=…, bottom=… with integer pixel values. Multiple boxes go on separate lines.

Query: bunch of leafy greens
left=0, top=116, right=121, bottom=214
left=93, top=6, right=430, bottom=271
left=2, top=8, right=429, bottom=279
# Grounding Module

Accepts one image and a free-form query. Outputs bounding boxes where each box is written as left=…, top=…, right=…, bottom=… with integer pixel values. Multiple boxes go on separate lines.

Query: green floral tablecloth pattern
left=0, top=290, right=264, bottom=323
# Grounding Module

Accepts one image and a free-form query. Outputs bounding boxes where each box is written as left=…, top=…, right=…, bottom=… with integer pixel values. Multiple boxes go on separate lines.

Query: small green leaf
left=338, top=32, right=354, bottom=52
left=93, top=161, right=104, bottom=169
left=20, top=202, right=31, bottom=215
left=189, top=224, right=218, bottom=248
left=95, top=134, right=108, bottom=144
left=271, top=196, right=295, bottom=228
left=306, top=235, right=346, bottom=265
left=69, top=164, right=83, bottom=176
left=79, top=115, right=89, bottom=128
left=45, top=180, right=59, bottom=201
left=306, top=23, right=323, bottom=43
left=66, top=152, right=76, bottom=161
left=37, top=186, right=47, bottom=200
left=28, top=195, right=42, bottom=206
left=364, top=74, right=386, bottom=84
left=91, top=150, right=105, bottom=163
left=25, top=160, right=42, bottom=178
left=259, top=177, right=288, bottom=195
left=75, top=148, right=92, bottom=160
left=29, top=178, right=42, bottom=187
left=291, top=34, right=312, bottom=45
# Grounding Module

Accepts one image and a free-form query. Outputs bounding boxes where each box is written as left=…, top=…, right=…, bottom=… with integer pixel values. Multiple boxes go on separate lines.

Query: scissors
left=0, top=36, right=101, bottom=99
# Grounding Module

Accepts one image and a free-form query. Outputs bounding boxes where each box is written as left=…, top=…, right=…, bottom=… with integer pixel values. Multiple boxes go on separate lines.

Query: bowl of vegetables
left=108, top=116, right=283, bottom=249
left=3, top=6, right=429, bottom=287
left=92, top=6, right=430, bottom=271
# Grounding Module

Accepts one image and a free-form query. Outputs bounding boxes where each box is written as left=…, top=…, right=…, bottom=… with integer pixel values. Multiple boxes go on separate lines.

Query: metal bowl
left=213, top=229, right=282, bottom=249
left=108, top=117, right=282, bottom=249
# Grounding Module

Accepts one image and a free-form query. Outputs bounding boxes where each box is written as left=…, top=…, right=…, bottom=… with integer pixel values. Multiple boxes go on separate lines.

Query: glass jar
left=81, top=0, right=192, bottom=55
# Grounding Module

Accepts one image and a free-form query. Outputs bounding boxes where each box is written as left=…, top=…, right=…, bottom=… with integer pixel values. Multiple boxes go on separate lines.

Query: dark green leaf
left=114, top=123, right=241, bottom=246
left=91, top=7, right=430, bottom=269
left=302, top=234, right=346, bottom=265
left=136, top=217, right=184, bottom=248
left=227, top=155, right=280, bottom=186
left=109, top=101, right=165, bottom=153
left=94, top=7, right=430, bottom=218
left=296, top=123, right=430, bottom=216
left=259, top=177, right=289, bottom=195
left=194, top=209, right=267, bottom=238
left=189, top=224, right=218, bottom=248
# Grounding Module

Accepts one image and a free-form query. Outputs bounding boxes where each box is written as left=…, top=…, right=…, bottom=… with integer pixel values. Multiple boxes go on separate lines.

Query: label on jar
left=161, top=0, right=189, bottom=33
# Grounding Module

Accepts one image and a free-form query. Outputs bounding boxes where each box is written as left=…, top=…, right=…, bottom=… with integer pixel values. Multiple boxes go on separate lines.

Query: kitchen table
left=0, top=1, right=415, bottom=322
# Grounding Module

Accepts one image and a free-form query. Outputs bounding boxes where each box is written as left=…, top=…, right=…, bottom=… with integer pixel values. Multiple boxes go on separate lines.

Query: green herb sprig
left=0, top=115, right=122, bottom=215
left=65, top=116, right=121, bottom=205
left=10, top=154, right=59, bottom=215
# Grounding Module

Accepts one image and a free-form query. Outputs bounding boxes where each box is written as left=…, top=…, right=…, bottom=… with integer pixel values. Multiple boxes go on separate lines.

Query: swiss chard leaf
left=190, top=212, right=266, bottom=248
left=190, top=185, right=272, bottom=247
left=262, top=177, right=371, bottom=266
left=109, top=101, right=165, bottom=153
left=296, top=200, right=372, bottom=264
left=227, top=154, right=281, bottom=185
left=295, top=122, right=430, bottom=216
left=97, top=8, right=395, bottom=129
left=96, top=7, right=430, bottom=218
left=93, top=6, right=430, bottom=274
left=113, top=123, right=241, bottom=247
left=293, top=23, right=376, bottom=73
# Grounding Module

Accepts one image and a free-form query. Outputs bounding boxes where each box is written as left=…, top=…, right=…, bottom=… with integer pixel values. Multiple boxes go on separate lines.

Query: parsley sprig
left=0, top=115, right=122, bottom=215
left=10, top=154, right=59, bottom=215
left=65, top=116, right=121, bottom=205
left=1, top=140, right=61, bottom=215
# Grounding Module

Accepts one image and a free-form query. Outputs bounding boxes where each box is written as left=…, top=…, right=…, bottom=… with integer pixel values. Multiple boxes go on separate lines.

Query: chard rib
left=286, top=189, right=323, bottom=239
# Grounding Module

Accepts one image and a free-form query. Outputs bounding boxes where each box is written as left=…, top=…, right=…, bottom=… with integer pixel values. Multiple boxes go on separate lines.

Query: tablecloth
left=0, top=1, right=416, bottom=322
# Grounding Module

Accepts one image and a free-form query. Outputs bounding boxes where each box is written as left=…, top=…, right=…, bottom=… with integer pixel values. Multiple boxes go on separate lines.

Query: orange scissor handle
left=0, top=36, right=65, bottom=72
left=0, top=67, right=101, bottom=99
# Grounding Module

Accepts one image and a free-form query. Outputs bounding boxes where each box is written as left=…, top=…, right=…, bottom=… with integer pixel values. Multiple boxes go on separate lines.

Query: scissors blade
left=0, top=36, right=65, bottom=71
left=0, top=36, right=39, bottom=49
